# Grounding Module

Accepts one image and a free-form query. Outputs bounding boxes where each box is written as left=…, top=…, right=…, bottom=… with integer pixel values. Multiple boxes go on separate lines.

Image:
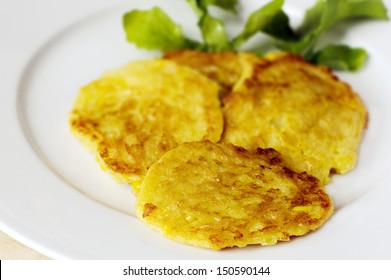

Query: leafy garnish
left=193, top=0, right=238, bottom=13
left=233, top=0, right=295, bottom=48
left=310, top=45, right=367, bottom=72
left=199, top=14, right=232, bottom=51
left=186, top=0, right=235, bottom=51
left=122, top=0, right=389, bottom=71
left=123, top=7, right=200, bottom=52
left=279, top=0, right=389, bottom=56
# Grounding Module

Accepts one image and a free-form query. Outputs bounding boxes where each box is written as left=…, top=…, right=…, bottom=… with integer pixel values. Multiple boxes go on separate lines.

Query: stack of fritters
left=69, top=50, right=367, bottom=250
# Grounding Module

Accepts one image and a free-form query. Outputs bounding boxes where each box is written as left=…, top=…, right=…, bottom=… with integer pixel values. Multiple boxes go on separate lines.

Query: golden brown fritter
left=164, top=50, right=260, bottom=96
left=222, top=54, right=367, bottom=184
left=69, top=59, right=223, bottom=185
left=136, top=141, right=333, bottom=250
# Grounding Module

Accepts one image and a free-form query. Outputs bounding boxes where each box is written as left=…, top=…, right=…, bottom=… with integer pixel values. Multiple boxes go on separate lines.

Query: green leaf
left=200, top=13, right=232, bottom=51
left=311, top=45, right=367, bottom=71
left=281, top=0, right=389, bottom=55
left=301, top=0, right=388, bottom=34
left=186, top=0, right=204, bottom=18
left=123, top=7, right=195, bottom=52
left=262, top=11, right=297, bottom=41
left=186, top=0, right=233, bottom=51
left=201, top=0, right=238, bottom=13
left=186, top=0, right=237, bottom=17
left=232, top=0, right=289, bottom=48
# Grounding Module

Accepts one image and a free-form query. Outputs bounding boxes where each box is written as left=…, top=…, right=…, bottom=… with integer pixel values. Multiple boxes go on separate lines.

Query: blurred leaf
left=311, top=44, right=367, bottom=71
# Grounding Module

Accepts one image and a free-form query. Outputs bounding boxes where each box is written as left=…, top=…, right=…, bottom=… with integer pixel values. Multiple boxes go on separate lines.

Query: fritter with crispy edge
left=136, top=141, right=333, bottom=250
left=164, top=50, right=260, bottom=96
left=69, top=59, right=223, bottom=187
left=223, top=54, right=367, bottom=184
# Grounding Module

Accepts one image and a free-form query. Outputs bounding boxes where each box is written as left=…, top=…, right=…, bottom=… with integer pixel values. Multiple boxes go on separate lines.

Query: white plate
left=1, top=0, right=391, bottom=259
